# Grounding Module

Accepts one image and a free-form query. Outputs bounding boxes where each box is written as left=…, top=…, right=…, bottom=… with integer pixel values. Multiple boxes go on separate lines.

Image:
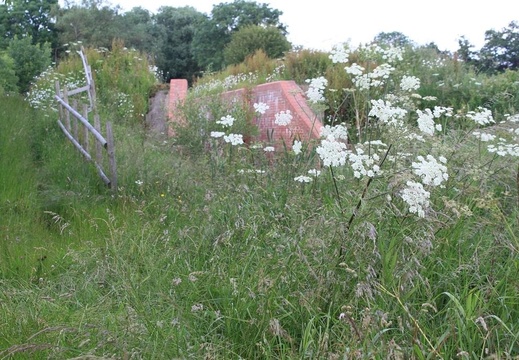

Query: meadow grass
left=1, top=44, right=519, bottom=359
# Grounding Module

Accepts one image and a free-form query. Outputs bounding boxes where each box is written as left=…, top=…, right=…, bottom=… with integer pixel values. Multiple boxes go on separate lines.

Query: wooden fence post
left=63, top=86, right=71, bottom=131
left=83, top=104, right=89, bottom=154
left=106, top=122, right=117, bottom=191
left=94, top=114, right=102, bottom=165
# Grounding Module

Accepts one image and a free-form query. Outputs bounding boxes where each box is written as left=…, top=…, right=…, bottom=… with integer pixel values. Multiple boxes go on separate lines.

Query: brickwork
left=168, top=79, right=323, bottom=149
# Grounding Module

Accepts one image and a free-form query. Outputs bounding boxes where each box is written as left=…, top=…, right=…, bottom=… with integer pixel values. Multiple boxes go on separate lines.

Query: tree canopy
left=192, top=0, right=288, bottom=71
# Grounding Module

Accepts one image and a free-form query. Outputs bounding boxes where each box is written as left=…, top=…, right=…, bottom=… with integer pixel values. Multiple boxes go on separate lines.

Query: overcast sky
left=66, top=0, right=519, bottom=52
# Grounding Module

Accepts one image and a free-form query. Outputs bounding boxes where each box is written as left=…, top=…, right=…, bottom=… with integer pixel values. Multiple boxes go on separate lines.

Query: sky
left=71, top=0, right=519, bottom=52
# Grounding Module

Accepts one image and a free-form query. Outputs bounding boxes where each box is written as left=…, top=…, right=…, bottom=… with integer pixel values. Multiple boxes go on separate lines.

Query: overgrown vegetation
left=1, top=26, right=519, bottom=359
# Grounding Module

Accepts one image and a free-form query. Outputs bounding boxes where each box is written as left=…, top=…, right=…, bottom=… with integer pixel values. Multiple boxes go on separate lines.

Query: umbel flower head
left=401, top=180, right=430, bottom=218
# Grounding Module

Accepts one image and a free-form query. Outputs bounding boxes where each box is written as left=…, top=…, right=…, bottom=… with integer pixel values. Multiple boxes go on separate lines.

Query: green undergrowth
left=2, top=43, right=519, bottom=359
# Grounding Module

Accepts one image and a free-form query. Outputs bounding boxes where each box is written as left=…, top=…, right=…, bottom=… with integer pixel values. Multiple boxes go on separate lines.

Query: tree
left=192, top=0, right=287, bottom=71
left=0, top=0, right=58, bottom=50
left=223, top=25, right=290, bottom=66
left=8, top=35, right=51, bottom=93
left=119, top=7, right=154, bottom=54
left=56, top=1, right=125, bottom=51
left=478, top=21, right=519, bottom=73
left=372, top=31, right=413, bottom=48
left=152, top=6, right=205, bottom=82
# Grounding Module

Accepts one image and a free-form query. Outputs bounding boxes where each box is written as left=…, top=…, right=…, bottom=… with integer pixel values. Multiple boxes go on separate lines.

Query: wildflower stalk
left=339, top=144, right=392, bottom=259
left=329, top=166, right=344, bottom=215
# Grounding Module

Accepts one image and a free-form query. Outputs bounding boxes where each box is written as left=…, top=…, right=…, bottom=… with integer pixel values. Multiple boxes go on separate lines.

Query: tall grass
left=1, top=43, right=519, bottom=359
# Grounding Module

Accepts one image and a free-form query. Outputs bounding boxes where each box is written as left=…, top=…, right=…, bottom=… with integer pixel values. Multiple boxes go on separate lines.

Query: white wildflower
left=217, top=115, right=235, bottom=127
left=292, top=140, right=302, bottom=155
left=400, top=75, right=421, bottom=91
left=294, top=175, right=313, bottom=183
left=210, top=131, right=225, bottom=138
left=412, top=155, right=449, bottom=187
left=223, top=133, right=243, bottom=146
left=306, top=76, right=328, bottom=103
left=329, top=46, right=349, bottom=63
left=253, top=102, right=269, bottom=115
left=467, top=107, right=494, bottom=126
left=274, top=110, right=293, bottom=126
left=401, top=180, right=430, bottom=218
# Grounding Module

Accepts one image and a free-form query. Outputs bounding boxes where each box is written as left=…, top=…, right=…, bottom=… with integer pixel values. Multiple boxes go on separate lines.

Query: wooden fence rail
left=54, top=48, right=117, bottom=190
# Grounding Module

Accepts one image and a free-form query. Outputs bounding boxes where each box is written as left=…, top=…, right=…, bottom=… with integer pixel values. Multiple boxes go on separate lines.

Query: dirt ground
left=145, top=89, right=169, bottom=138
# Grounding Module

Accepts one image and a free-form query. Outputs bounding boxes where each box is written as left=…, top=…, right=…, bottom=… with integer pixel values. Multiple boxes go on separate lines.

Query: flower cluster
left=292, top=140, right=302, bottom=155
left=274, top=110, right=293, bottom=126
left=400, top=75, right=421, bottom=92
left=212, top=114, right=243, bottom=146
left=216, top=115, right=235, bottom=127
left=411, top=155, right=448, bottom=187
left=401, top=181, right=430, bottom=218
left=306, top=76, right=328, bottom=103
left=329, top=46, right=349, bottom=64
left=253, top=102, right=269, bottom=115
left=223, top=133, right=244, bottom=146
left=467, top=107, right=494, bottom=126
left=369, top=100, right=407, bottom=126
left=316, top=139, right=349, bottom=167
left=349, top=149, right=382, bottom=178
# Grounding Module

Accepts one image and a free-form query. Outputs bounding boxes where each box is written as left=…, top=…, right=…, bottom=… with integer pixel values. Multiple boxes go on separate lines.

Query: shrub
left=7, top=35, right=51, bottom=93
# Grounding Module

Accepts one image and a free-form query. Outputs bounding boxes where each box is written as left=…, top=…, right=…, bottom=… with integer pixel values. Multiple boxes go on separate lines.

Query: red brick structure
left=167, top=79, right=188, bottom=137
left=168, top=79, right=323, bottom=149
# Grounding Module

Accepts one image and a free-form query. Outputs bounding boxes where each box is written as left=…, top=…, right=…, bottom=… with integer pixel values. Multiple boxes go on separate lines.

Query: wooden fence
left=54, top=48, right=117, bottom=190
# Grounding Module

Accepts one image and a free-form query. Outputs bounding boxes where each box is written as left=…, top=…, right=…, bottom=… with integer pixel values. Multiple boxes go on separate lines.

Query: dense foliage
left=2, top=36, right=519, bottom=359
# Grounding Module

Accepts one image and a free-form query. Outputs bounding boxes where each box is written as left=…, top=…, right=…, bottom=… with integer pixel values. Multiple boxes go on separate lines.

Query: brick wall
left=168, top=79, right=323, bottom=150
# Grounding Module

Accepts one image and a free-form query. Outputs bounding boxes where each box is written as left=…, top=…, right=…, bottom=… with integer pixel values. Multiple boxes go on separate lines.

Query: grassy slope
left=1, top=87, right=519, bottom=358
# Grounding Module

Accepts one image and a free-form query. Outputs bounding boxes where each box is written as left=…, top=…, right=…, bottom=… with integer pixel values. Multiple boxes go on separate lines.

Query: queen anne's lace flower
left=345, top=63, right=365, bottom=76
left=306, top=77, right=328, bottom=103
left=274, top=110, right=293, bottom=126
left=369, top=100, right=407, bottom=126
left=467, top=107, right=494, bottom=126
left=253, top=102, right=269, bottom=115
left=217, top=115, right=235, bottom=127
left=401, top=181, right=430, bottom=218
left=417, top=109, right=436, bottom=136
left=316, top=139, right=349, bottom=167
left=400, top=75, right=421, bottom=91
left=412, top=155, right=448, bottom=187
left=321, top=124, right=348, bottom=141
left=294, top=175, right=313, bottom=183
left=329, top=46, right=349, bottom=63
left=223, top=133, right=243, bottom=145
left=292, top=140, right=302, bottom=155
left=210, top=131, right=225, bottom=138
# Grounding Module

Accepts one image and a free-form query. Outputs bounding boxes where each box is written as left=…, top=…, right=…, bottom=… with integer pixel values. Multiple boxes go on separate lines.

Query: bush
left=7, top=35, right=51, bottom=93
left=223, top=25, right=291, bottom=66
left=0, top=52, right=19, bottom=94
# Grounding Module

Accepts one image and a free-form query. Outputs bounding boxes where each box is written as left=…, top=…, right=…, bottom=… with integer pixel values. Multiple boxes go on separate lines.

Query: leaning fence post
left=94, top=114, right=102, bottom=165
left=106, top=122, right=117, bottom=191
left=55, top=81, right=63, bottom=123
left=82, top=104, right=90, bottom=155
left=63, top=86, right=71, bottom=131
left=72, top=99, right=79, bottom=142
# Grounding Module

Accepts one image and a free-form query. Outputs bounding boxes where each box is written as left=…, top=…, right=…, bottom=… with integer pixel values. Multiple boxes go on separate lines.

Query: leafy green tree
left=479, top=21, right=519, bottom=73
left=372, top=31, right=413, bottom=47
left=192, top=0, right=287, bottom=71
left=8, top=35, right=51, bottom=93
left=0, top=0, right=58, bottom=50
left=55, top=2, right=125, bottom=50
left=223, top=25, right=290, bottom=65
left=152, top=6, right=205, bottom=82
left=120, top=7, right=154, bottom=54
left=0, top=52, right=19, bottom=94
